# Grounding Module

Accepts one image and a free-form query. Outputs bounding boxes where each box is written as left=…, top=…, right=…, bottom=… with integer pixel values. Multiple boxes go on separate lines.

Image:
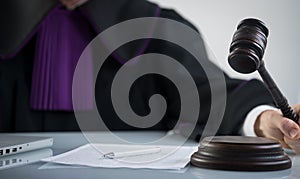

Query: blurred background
left=150, top=0, right=300, bottom=104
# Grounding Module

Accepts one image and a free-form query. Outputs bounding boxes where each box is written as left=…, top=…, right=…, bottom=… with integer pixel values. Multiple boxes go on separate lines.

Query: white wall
left=149, top=0, right=300, bottom=104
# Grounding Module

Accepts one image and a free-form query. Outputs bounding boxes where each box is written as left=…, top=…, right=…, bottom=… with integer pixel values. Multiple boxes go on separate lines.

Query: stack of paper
left=41, top=144, right=198, bottom=170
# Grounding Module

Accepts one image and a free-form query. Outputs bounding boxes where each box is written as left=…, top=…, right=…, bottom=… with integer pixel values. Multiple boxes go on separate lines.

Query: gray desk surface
left=0, top=132, right=299, bottom=179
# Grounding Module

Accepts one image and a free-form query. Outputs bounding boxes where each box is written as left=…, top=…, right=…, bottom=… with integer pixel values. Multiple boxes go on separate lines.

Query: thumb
left=278, top=117, right=300, bottom=139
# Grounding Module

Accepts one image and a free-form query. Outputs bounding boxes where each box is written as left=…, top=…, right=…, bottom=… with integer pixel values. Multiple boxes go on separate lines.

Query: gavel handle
left=258, top=63, right=299, bottom=123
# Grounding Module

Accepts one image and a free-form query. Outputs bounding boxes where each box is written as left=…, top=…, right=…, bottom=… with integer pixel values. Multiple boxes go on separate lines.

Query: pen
left=102, top=147, right=161, bottom=159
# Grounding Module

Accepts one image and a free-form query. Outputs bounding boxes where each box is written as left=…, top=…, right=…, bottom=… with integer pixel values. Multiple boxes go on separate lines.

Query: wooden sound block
left=190, top=136, right=291, bottom=171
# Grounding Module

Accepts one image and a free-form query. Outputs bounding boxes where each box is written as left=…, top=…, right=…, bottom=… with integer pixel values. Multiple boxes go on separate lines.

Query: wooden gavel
left=190, top=19, right=295, bottom=172
left=228, top=18, right=299, bottom=123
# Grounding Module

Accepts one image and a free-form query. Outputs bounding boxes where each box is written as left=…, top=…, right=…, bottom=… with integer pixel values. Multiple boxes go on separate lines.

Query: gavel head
left=228, top=18, right=269, bottom=74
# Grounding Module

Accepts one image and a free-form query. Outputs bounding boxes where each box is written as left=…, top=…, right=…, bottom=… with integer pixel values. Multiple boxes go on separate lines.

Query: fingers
left=257, top=105, right=300, bottom=153
left=278, top=139, right=291, bottom=149
left=266, top=109, right=300, bottom=139
left=257, top=109, right=300, bottom=141
left=284, top=136, right=300, bottom=154
left=292, top=104, right=300, bottom=125
left=292, top=104, right=300, bottom=113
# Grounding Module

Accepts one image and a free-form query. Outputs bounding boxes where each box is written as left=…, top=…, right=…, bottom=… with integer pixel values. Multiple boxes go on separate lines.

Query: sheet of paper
left=41, top=144, right=198, bottom=170
left=38, top=162, right=190, bottom=173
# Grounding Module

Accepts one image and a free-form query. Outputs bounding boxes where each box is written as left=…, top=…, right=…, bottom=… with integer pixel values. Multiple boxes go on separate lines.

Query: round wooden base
left=190, top=136, right=291, bottom=171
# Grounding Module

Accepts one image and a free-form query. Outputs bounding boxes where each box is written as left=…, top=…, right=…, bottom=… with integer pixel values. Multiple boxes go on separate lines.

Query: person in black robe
left=0, top=0, right=299, bottom=152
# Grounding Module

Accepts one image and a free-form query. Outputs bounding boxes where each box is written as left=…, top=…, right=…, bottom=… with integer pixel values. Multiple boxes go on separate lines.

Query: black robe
left=0, top=0, right=274, bottom=140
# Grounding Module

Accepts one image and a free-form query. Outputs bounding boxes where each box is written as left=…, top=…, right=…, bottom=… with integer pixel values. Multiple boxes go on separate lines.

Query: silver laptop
left=0, top=148, right=53, bottom=170
left=0, top=135, right=53, bottom=157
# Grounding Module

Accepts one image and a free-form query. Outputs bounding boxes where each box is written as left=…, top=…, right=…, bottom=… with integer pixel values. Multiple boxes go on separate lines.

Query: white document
left=41, top=144, right=198, bottom=170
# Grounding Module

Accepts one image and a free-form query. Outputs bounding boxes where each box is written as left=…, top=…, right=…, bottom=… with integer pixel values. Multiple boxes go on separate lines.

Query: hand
left=59, top=0, right=89, bottom=10
left=254, top=105, right=300, bottom=154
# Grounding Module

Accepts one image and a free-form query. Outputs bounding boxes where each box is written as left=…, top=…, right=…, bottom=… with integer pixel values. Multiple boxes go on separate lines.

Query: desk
left=0, top=132, right=299, bottom=179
